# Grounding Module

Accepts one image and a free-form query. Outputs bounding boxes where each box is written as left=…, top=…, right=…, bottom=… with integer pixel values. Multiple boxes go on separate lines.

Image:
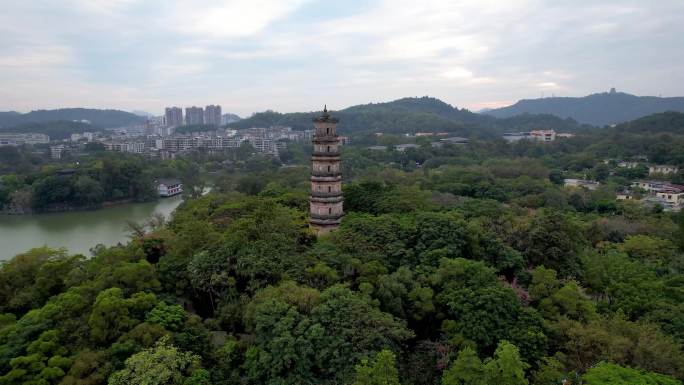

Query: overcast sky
left=1, top=0, right=683, bottom=116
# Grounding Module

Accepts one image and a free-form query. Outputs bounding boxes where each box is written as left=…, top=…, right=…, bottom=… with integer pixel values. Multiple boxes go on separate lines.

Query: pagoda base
left=311, top=223, right=340, bottom=235
left=310, top=215, right=342, bottom=235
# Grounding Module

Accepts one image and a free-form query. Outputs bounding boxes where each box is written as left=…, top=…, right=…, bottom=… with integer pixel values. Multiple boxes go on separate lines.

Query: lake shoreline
left=0, top=197, right=164, bottom=216
left=0, top=196, right=184, bottom=260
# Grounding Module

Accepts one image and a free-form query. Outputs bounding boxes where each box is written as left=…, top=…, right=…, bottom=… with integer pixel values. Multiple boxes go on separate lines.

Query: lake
left=0, top=196, right=184, bottom=260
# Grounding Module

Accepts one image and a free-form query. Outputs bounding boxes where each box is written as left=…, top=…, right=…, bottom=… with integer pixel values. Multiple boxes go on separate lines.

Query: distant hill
left=228, top=97, right=591, bottom=137
left=485, top=90, right=684, bottom=126
left=492, top=113, right=591, bottom=133
left=0, top=108, right=145, bottom=128
left=230, top=97, right=498, bottom=137
left=0, top=111, right=22, bottom=121
left=222, top=113, right=241, bottom=124
left=132, top=110, right=155, bottom=118
left=0, top=121, right=102, bottom=140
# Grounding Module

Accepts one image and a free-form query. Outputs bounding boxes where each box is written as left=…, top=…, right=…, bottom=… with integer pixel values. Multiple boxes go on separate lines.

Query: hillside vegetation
left=230, top=97, right=588, bottom=137
left=486, top=91, right=684, bottom=126
left=611, top=111, right=684, bottom=135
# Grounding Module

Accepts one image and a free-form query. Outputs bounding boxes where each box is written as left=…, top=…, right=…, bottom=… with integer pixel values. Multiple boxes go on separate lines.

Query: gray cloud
left=1, top=0, right=682, bottom=115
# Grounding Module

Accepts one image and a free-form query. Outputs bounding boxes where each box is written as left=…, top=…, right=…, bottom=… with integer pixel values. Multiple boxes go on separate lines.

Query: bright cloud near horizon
left=1, top=0, right=683, bottom=116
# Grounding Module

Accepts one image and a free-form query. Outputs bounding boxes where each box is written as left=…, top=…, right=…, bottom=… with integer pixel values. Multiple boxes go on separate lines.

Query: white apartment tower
left=205, top=105, right=222, bottom=126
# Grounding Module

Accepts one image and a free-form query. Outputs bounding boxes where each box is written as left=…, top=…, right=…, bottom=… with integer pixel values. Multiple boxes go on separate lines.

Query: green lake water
left=0, top=196, right=184, bottom=260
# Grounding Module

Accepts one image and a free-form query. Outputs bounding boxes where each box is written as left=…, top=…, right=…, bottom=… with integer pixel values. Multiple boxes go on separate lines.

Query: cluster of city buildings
left=0, top=133, right=50, bottom=146
left=0, top=132, right=94, bottom=160
left=368, top=136, right=469, bottom=152
left=503, top=130, right=574, bottom=143
left=620, top=180, right=684, bottom=211
left=163, top=105, right=233, bottom=129
left=0, top=115, right=312, bottom=160
left=102, top=105, right=237, bottom=139
left=47, top=131, right=105, bottom=159
left=102, top=125, right=315, bottom=158
left=564, top=159, right=682, bottom=211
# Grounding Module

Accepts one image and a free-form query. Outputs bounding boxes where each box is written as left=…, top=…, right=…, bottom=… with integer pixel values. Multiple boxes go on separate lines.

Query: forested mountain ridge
left=229, top=97, right=586, bottom=137
left=342, top=96, right=490, bottom=125
left=485, top=90, right=684, bottom=126
left=0, top=108, right=145, bottom=128
left=228, top=97, right=484, bottom=133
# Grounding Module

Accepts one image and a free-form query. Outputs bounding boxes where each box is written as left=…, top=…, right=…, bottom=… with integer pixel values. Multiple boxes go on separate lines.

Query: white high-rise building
left=205, top=105, right=222, bottom=126
left=185, top=106, right=204, bottom=125
left=164, top=107, right=183, bottom=127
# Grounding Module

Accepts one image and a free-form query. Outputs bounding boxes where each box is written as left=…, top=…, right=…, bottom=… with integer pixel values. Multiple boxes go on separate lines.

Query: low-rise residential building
left=503, top=130, right=572, bottom=143
left=631, top=180, right=684, bottom=211
left=649, top=165, right=679, bottom=175
left=656, top=189, right=684, bottom=207
left=415, top=132, right=449, bottom=137
left=149, top=149, right=178, bottom=160
left=50, top=145, right=66, bottom=159
left=616, top=190, right=636, bottom=200
left=632, top=180, right=669, bottom=193
left=0, top=133, right=50, bottom=146
left=247, top=137, right=278, bottom=155
left=368, top=145, right=387, bottom=151
left=564, top=178, right=600, bottom=190
left=157, top=179, right=183, bottom=197
left=223, top=137, right=246, bottom=149
left=530, top=130, right=556, bottom=142
left=502, top=132, right=531, bottom=142
left=104, top=140, right=146, bottom=154
left=641, top=195, right=674, bottom=211
left=70, top=132, right=96, bottom=142
left=618, top=161, right=639, bottom=168
left=440, top=136, right=469, bottom=145
left=394, top=143, right=420, bottom=152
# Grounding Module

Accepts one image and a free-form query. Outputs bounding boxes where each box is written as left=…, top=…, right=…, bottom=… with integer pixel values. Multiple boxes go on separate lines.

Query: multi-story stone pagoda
left=309, top=106, right=343, bottom=233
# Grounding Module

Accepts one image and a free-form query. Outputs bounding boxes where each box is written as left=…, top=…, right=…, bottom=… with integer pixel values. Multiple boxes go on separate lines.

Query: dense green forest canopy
left=1, top=112, right=684, bottom=384
left=610, top=111, right=684, bottom=135
left=0, top=150, right=211, bottom=213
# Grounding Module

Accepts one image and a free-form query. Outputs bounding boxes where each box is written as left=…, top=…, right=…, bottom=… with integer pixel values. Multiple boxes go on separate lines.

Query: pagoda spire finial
left=314, top=104, right=337, bottom=123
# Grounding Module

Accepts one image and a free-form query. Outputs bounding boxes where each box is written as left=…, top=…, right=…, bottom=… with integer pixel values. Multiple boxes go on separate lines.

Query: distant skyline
left=2, top=0, right=683, bottom=116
